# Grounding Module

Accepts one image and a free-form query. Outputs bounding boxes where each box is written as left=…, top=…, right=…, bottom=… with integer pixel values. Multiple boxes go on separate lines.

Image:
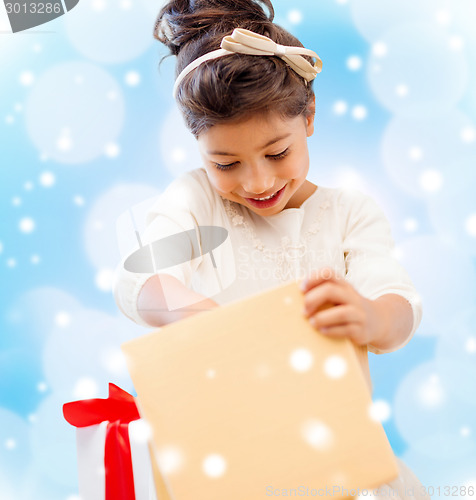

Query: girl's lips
left=244, top=185, right=286, bottom=209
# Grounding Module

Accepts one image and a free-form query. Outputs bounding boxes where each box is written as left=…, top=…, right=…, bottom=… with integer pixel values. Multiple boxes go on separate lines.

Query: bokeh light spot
left=56, top=129, right=73, bottom=152
left=288, top=9, right=303, bottom=24
left=301, top=419, right=334, bottom=450
left=125, top=71, right=141, bottom=86
left=347, top=55, right=362, bottom=71
left=449, top=36, right=464, bottom=51
left=290, top=348, right=314, bottom=372
left=419, top=169, right=443, bottom=193
left=368, top=400, right=392, bottom=422
left=19, top=71, right=34, bottom=86
left=4, top=438, right=17, bottom=451
left=417, top=374, right=445, bottom=408
left=129, top=419, right=152, bottom=444
left=39, top=171, right=55, bottom=187
left=30, top=255, right=40, bottom=265
left=323, top=355, right=348, bottom=379
left=73, top=195, right=85, bottom=206
left=435, top=9, right=451, bottom=25
left=352, top=105, right=368, bottom=121
left=103, top=349, right=127, bottom=375
left=396, top=84, right=409, bottom=97
left=404, top=218, right=419, bottom=233
left=372, top=42, right=387, bottom=57
left=409, top=146, right=423, bottom=161
left=104, top=142, right=120, bottom=158
left=19, top=217, right=35, bottom=234
left=464, top=214, right=476, bottom=237
left=95, top=269, right=115, bottom=292
left=465, top=337, right=476, bottom=353
left=461, top=127, right=475, bottom=143
left=37, top=382, right=48, bottom=393
left=54, top=311, right=71, bottom=327
left=73, top=377, right=99, bottom=399
left=368, top=24, right=468, bottom=117
left=65, top=0, right=152, bottom=64
left=25, top=62, right=125, bottom=164
left=333, top=100, right=348, bottom=115
left=203, top=454, right=227, bottom=478
left=460, top=426, right=472, bottom=438
left=156, top=446, right=184, bottom=475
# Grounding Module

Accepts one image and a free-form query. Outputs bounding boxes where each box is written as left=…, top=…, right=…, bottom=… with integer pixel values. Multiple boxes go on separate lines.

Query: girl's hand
left=300, top=267, right=381, bottom=347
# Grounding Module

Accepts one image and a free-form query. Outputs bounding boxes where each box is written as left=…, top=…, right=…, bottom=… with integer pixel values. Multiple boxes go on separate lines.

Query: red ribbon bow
left=63, top=384, right=141, bottom=500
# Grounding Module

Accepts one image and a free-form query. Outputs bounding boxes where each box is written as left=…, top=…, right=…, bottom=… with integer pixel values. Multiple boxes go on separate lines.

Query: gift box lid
left=122, top=280, right=399, bottom=499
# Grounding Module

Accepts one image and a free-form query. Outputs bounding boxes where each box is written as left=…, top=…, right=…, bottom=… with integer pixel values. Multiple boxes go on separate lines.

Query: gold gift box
left=122, top=280, right=399, bottom=499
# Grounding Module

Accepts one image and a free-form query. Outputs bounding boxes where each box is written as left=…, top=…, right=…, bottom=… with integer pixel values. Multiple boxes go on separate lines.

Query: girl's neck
left=284, top=180, right=318, bottom=209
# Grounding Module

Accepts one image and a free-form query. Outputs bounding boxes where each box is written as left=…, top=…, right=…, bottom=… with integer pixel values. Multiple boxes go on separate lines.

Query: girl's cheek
left=285, top=160, right=304, bottom=177
left=211, top=174, right=236, bottom=194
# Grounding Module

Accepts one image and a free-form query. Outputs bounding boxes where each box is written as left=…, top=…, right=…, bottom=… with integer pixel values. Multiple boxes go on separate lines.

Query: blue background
left=1, top=0, right=476, bottom=497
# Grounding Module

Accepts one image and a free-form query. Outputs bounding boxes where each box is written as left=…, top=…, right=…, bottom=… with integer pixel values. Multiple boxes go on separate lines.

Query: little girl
left=113, top=0, right=427, bottom=497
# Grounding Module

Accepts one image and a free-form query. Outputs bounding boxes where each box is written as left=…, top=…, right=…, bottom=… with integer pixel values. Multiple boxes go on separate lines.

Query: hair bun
left=154, top=0, right=274, bottom=55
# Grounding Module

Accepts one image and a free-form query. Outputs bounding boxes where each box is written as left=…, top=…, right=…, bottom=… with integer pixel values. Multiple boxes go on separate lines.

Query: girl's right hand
left=138, top=274, right=219, bottom=328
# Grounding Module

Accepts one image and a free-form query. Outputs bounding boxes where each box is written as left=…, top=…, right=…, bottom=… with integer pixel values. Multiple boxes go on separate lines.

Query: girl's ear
left=305, top=95, right=316, bottom=137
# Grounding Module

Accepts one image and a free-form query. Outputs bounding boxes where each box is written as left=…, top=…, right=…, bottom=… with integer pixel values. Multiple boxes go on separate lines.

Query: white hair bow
left=173, top=28, right=322, bottom=98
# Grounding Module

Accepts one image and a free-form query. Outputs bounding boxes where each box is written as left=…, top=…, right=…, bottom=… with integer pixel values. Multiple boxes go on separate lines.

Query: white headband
left=172, top=28, right=323, bottom=98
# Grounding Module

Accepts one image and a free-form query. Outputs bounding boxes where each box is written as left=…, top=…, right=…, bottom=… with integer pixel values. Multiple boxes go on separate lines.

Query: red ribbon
left=63, top=384, right=141, bottom=500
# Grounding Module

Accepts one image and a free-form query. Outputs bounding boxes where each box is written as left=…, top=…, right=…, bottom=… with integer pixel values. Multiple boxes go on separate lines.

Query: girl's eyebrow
left=207, top=133, right=291, bottom=156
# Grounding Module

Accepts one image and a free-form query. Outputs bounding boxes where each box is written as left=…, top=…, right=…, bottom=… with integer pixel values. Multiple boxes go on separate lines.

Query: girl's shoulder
left=147, top=167, right=221, bottom=220
left=158, top=167, right=217, bottom=203
left=333, top=187, right=387, bottom=218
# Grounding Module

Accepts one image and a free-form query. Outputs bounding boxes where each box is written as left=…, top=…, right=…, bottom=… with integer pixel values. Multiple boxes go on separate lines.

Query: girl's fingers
left=311, top=322, right=361, bottom=341
left=309, top=304, right=362, bottom=330
left=300, top=267, right=344, bottom=292
left=302, top=281, right=349, bottom=317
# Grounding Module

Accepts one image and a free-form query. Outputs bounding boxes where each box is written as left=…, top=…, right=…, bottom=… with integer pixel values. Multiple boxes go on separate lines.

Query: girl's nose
left=241, top=163, right=275, bottom=196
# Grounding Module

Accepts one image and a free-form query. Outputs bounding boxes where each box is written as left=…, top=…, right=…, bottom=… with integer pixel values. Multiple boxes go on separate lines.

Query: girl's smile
left=197, top=109, right=317, bottom=216
left=244, top=184, right=287, bottom=209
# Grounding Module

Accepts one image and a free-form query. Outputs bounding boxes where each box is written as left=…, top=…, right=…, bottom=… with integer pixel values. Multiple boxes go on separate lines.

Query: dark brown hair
left=154, top=0, right=316, bottom=137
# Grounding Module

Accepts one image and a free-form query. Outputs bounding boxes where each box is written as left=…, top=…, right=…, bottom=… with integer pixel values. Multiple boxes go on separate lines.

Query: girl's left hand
left=300, top=267, right=380, bottom=347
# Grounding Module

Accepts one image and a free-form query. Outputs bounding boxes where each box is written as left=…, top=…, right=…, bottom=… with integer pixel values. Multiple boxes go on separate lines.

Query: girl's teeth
left=254, top=192, right=276, bottom=201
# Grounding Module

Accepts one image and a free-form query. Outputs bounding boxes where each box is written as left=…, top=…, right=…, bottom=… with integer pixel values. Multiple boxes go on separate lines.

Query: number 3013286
left=1, top=1, right=79, bottom=33
left=5, top=3, right=62, bottom=14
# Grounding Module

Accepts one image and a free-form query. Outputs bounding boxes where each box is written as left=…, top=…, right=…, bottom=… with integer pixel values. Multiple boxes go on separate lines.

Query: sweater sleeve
left=112, top=170, right=211, bottom=327
left=341, top=190, right=422, bottom=354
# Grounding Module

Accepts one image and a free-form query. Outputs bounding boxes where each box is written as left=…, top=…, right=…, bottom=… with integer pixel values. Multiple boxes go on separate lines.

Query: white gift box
left=76, top=420, right=158, bottom=500
left=64, top=384, right=170, bottom=500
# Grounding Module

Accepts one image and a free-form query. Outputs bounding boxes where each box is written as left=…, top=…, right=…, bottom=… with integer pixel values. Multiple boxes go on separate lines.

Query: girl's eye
left=213, top=148, right=289, bottom=171
left=214, top=162, right=238, bottom=171
left=267, top=148, right=289, bottom=160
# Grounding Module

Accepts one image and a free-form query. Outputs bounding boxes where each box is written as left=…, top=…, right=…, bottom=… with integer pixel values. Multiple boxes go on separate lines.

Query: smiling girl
left=113, top=1, right=427, bottom=497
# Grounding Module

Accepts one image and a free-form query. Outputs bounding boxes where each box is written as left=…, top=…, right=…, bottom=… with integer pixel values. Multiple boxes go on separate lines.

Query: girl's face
left=197, top=110, right=316, bottom=216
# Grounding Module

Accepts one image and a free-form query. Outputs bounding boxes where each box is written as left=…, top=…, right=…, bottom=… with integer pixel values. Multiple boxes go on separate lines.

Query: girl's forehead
left=198, top=113, right=305, bottom=147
